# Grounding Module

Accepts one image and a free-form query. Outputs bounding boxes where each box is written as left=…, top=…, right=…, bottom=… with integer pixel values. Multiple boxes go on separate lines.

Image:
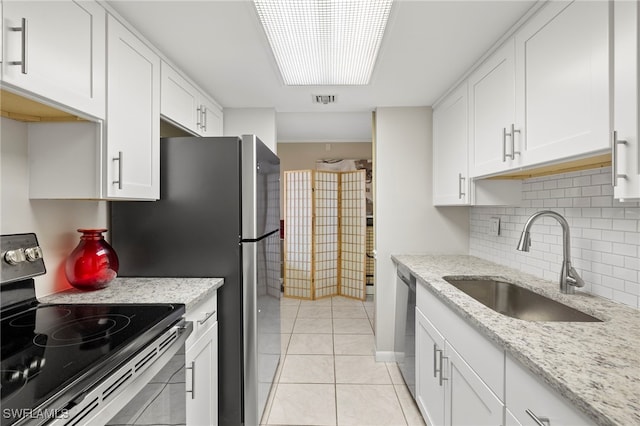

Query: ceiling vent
left=313, top=95, right=337, bottom=105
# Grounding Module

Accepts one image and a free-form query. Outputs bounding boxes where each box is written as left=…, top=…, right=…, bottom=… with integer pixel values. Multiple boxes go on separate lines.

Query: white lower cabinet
left=415, top=307, right=445, bottom=425
left=505, top=355, right=596, bottom=426
left=186, top=322, right=218, bottom=426
left=413, top=277, right=597, bottom=426
left=185, top=291, right=218, bottom=426
left=444, top=342, right=504, bottom=426
left=415, top=306, right=504, bottom=426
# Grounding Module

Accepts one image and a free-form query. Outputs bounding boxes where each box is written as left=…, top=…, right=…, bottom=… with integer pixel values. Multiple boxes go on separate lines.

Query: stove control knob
left=25, top=246, right=43, bottom=262
left=4, top=249, right=26, bottom=265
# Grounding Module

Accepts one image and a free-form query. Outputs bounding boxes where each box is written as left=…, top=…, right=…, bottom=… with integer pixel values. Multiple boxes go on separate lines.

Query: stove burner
left=9, top=307, right=72, bottom=328
left=33, top=314, right=131, bottom=348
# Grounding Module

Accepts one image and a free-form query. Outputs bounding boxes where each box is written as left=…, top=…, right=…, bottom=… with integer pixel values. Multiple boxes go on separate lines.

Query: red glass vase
left=65, top=229, right=119, bottom=291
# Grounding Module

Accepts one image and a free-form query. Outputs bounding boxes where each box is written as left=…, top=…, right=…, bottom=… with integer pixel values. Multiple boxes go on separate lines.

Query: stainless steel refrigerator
left=109, top=135, right=281, bottom=426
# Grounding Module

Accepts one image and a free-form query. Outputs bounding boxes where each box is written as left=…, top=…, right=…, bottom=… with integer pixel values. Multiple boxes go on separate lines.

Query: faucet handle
left=567, top=266, right=585, bottom=288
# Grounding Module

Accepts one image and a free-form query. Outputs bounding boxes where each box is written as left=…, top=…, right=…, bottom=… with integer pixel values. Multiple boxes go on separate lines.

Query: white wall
left=374, top=107, right=469, bottom=360
left=0, top=117, right=108, bottom=297
left=223, top=107, right=277, bottom=152
left=471, top=167, right=640, bottom=309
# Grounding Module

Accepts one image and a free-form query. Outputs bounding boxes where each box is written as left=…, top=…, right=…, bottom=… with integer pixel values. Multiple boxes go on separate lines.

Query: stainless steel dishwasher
left=394, top=264, right=416, bottom=398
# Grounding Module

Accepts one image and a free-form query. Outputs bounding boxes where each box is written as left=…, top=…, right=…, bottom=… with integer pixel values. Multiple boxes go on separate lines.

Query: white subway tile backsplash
left=573, top=175, right=591, bottom=187
left=582, top=185, right=601, bottom=197
left=470, top=167, right=640, bottom=310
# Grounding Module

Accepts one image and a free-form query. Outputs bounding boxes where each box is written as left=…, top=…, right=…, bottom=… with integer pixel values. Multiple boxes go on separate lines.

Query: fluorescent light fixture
left=253, top=0, right=393, bottom=86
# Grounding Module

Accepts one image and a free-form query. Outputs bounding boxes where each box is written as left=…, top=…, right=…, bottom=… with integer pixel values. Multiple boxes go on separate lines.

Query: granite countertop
left=391, top=254, right=640, bottom=426
left=40, top=277, right=224, bottom=311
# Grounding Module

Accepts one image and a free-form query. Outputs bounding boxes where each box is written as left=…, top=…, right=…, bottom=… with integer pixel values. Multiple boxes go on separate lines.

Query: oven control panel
left=0, top=233, right=46, bottom=284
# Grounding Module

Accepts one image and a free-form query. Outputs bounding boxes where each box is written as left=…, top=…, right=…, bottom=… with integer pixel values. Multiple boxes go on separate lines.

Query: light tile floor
left=261, top=296, right=426, bottom=426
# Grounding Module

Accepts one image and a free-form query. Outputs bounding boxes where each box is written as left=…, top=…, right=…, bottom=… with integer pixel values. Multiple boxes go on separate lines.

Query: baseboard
left=374, top=351, right=396, bottom=362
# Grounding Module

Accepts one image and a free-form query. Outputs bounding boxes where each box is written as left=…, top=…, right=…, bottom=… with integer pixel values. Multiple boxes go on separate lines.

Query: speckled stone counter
left=391, top=254, right=640, bottom=426
left=40, top=277, right=223, bottom=311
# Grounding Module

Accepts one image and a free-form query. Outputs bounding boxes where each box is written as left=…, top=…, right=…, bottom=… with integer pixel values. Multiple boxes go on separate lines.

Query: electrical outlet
left=490, top=217, right=501, bottom=236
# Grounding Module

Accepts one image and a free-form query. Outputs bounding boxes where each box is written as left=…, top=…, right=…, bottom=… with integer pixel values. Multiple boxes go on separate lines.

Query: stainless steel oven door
left=47, top=320, right=192, bottom=426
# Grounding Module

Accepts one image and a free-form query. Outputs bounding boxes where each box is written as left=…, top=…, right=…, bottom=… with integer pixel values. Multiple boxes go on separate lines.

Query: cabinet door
left=468, top=40, right=517, bottom=177
left=506, top=355, right=596, bottom=426
left=514, top=0, right=610, bottom=166
left=186, top=321, right=218, bottom=426
left=2, top=0, right=105, bottom=119
left=106, top=15, right=160, bottom=200
left=415, top=307, right=445, bottom=426
left=199, top=98, right=224, bottom=137
left=161, top=61, right=200, bottom=134
left=433, top=83, right=469, bottom=205
left=613, top=0, right=640, bottom=200
left=443, top=342, right=504, bottom=426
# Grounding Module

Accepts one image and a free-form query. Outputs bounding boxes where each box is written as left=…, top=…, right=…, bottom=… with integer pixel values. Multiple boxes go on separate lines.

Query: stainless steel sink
left=442, top=277, right=602, bottom=322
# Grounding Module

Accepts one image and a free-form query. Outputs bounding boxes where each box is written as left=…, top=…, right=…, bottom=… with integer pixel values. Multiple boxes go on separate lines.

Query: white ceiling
left=106, top=0, right=537, bottom=142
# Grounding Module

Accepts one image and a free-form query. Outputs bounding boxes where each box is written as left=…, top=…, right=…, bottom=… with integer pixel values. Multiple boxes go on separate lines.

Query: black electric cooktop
left=1, top=301, right=184, bottom=425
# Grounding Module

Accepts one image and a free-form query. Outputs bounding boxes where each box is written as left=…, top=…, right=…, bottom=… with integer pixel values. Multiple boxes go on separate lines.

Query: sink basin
left=442, top=277, right=602, bottom=322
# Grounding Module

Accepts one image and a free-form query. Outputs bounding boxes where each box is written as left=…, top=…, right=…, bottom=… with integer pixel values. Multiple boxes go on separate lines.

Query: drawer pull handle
left=433, top=344, right=439, bottom=378
left=438, top=350, right=448, bottom=386
left=526, top=409, right=550, bottom=426
left=198, top=310, right=216, bottom=325
left=186, top=361, right=196, bottom=399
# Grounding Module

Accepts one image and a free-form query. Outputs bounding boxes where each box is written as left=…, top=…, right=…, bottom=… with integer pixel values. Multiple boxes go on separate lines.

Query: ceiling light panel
left=254, top=0, right=393, bottom=86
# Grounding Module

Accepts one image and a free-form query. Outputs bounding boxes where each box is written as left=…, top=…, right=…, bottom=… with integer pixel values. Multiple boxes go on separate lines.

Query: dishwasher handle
left=397, top=268, right=416, bottom=292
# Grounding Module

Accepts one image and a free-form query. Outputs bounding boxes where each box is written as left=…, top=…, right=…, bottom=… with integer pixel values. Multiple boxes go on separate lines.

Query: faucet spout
left=516, top=210, right=585, bottom=294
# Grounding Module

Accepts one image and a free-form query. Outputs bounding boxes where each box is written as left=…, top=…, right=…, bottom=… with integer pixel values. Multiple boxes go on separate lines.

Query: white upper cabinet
left=2, top=0, right=105, bottom=119
left=161, top=61, right=223, bottom=137
left=29, top=14, right=160, bottom=200
left=433, top=83, right=470, bottom=205
left=433, top=82, right=522, bottom=207
left=199, top=96, right=223, bottom=137
left=514, top=0, right=610, bottom=166
left=468, top=40, right=518, bottom=177
left=161, top=61, right=200, bottom=133
left=612, top=0, right=640, bottom=201
left=106, top=15, right=160, bottom=200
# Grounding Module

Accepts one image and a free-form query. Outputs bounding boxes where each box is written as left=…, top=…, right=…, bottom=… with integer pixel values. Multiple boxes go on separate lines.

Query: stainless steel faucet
left=516, top=210, right=585, bottom=294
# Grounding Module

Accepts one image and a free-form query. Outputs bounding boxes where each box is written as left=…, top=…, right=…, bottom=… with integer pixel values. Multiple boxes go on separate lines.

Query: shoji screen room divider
left=284, top=169, right=367, bottom=300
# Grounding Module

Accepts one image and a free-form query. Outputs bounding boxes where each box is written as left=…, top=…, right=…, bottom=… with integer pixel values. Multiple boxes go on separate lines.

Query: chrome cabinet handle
left=433, top=344, right=440, bottom=378
left=510, top=123, right=521, bottom=158
left=196, top=106, right=203, bottom=129
left=112, top=151, right=123, bottom=190
left=438, top=350, right=448, bottom=386
left=612, top=130, right=628, bottom=186
left=458, top=173, right=466, bottom=200
left=197, top=310, right=216, bottom=325
left=203, top=107, right=207, bottom=132
left=503, top=124, right=521, bottom=160
left=525, top=409, right=550, bottom=426
left=9, top=18, right=28, bottom=74
left=186, top=361, right=196, bottom=399
left=502, top=127, right=508, bottom=162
